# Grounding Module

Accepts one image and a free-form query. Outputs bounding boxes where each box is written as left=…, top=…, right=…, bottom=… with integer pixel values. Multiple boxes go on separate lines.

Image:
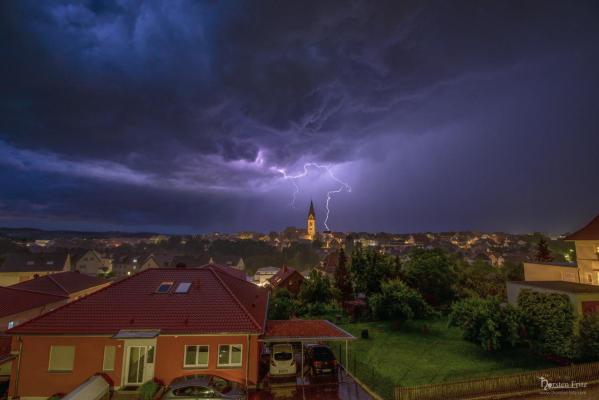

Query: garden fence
left=395, top=361, right=599, bottom=400
left=333, top=343, right=396, bottom=400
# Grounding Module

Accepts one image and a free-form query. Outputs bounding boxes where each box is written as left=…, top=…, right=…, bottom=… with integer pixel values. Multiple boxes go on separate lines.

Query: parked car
left=269, top=343, right=296, bottom=376
left=304, top=344, right=338, bottom=376
left=163, top=374, right=246, bottom=400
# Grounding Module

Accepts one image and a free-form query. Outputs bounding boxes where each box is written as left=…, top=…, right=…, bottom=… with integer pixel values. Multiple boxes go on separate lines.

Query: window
left=49, top=346, right=75, bottom=372
left=7, top=321, right=15, bottom=329
left=218, top=344, right=242, bottom=367
left=587, top=273, right=594, bottom=284
left=103, top=346, right=116, bottom=371
left=147, top=345, right=155, bottom=363
left=156, top=282, right=173, bottom=293
left=184, top=345, right=209, bottom=368
left=175, top=282, right=192, bottom=293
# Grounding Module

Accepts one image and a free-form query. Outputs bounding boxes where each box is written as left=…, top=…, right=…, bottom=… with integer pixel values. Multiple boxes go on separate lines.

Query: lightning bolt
left=275, top=163, right=351, bottom=230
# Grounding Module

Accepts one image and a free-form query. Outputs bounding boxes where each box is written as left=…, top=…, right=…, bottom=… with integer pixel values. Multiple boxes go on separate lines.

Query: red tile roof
left=565, top=214, right=599, bottom=240
left=0, top=252, right=69, bottom=272
left=10, top=272, right=108, bottom=297
left=0, top=287, right=67, bottom=319
left=264, top=320, right=354, bottom=340
left=9, top=266, right=268, bottom=335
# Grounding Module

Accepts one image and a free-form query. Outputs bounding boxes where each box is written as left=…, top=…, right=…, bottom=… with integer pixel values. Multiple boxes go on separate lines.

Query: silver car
left=163, top=374, right=246, bottom=400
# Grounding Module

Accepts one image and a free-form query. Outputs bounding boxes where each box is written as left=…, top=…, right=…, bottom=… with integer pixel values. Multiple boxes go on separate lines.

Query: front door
left=126, top=346, right=146, bottom=385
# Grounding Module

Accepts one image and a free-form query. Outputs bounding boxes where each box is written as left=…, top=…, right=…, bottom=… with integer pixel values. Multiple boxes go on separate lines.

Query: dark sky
left=1, top=1, right=599, bottom=234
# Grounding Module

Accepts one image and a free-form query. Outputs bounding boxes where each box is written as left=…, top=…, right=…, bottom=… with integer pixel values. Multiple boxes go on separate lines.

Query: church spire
left=306, top=200, right=316, bottom=240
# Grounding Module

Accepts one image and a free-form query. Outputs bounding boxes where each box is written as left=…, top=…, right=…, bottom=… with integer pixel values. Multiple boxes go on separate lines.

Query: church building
left=306, top=200, right=317, bottom=240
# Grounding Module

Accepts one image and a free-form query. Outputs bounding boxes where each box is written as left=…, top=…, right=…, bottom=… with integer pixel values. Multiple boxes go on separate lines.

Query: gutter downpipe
left=245, top=334, right=250, bottom=391
left=14, top=336, right=23, bottom=399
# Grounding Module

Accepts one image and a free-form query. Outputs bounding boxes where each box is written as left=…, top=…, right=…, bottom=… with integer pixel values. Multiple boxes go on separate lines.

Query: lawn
left=336, top=318, right=553, bottom=388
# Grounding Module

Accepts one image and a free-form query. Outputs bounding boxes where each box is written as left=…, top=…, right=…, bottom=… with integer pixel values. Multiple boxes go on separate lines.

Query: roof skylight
left=156, top=282, right=173, bottom=293
left=175, top=282, right=192, bottom=293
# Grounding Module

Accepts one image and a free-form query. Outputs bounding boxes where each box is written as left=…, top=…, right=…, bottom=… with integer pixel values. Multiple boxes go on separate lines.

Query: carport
left=259, top=319, right=355, bottom=383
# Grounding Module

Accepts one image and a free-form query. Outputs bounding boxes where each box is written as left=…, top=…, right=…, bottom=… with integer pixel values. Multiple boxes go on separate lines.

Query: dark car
left=303, top=344, right=338, bottom=376
left=163, top=374, right=246, bottom=400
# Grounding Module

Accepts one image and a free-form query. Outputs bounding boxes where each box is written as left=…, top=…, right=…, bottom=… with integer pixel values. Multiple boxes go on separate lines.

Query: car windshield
left=312, top=347, right=335, bottom=360
left=274, top=351, right=293, bottom=361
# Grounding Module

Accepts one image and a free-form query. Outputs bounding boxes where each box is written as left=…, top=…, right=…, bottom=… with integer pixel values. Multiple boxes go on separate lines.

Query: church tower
left=307, top=200, right=317, bottom=240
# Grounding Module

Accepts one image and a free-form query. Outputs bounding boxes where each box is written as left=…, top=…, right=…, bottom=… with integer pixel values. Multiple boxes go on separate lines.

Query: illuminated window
left=48, top=346, right=75, bottom=372
left=184, top=345, right=209, bottom=368
left=103, top=346, right=116, bottom=371
left=7, top=321, right=15, bottom=329
left=218, top=344, right=242, bottom=367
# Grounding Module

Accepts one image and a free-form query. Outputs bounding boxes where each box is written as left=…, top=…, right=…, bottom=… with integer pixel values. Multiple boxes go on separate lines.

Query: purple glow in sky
left=1, top=1, right=599, bottom=234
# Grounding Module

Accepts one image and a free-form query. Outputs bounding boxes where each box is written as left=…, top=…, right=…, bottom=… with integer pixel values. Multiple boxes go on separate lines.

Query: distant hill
left=0, top=227, right=160, bottom=240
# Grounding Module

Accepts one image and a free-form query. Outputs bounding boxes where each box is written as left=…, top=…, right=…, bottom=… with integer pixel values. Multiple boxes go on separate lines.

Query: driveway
left=249, top=368, right=374, bottom=400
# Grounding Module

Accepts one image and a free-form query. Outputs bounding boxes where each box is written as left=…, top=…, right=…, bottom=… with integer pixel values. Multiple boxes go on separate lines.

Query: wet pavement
left=249, top=369, right=373, bottom=400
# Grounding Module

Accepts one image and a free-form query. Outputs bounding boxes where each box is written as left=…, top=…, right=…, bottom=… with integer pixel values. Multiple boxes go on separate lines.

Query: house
left=5, top=265, right=355, bottom=399
left=523, top=214, right=599, bottom=285
left=140, top=254, right=176, bottom=270
left=111, top=255, right=145, bottom=277
left=0, top=253, right=71, bottom=286
left=253, top=267, right=280, bottom=286
left=267, top=266, right=305, bottom=295
left=317, top=251, right=339, bottom=277
left=506, top=281, right=599, bottom=317
left=10, top=271, right=110, bottom=303
left=1, top=272, right=110, bottom=331
left=72, top=250, right=111, bottom=276
left=0, top=287, right=67, bottom=332
left=7, top=266, right=269, bottom=398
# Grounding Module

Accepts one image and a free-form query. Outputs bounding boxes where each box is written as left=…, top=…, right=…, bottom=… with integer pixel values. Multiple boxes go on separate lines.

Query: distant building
left=317, top=250, right=340, bottom=277
left=507, top=281, right=599, bottom=317
left=506, top=213, right=599, bottom=321
left=1, top=272, right=110, bottom=331
left=253, top=267, right=280, bottom=286
left=306, top=200, right=317, bottom=241
left=140, top=254, right=176, bottom=270
left=72, top=250, right=111, bottom=276
left=268, top=266, right=305, bottom=295
left=523, top=214, right=599, bottom=285
left=0, top=253, right=71, bottom=286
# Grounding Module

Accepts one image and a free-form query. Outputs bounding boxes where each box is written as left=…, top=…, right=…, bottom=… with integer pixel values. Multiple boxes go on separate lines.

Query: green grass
left=336, top=318, right=553, bottom=388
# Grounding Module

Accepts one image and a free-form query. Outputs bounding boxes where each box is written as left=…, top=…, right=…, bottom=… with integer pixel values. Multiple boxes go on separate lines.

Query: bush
left=449, top=297, right=521, bottom=351
left=267, top=288, right=297, bottom=320
left=577, top=313, right=599, bottom=361
left=369, top=280, right=434, bottom=324
left=518, top=290, right=575, bottom=358
left=139, top=379, right=160, bottom=400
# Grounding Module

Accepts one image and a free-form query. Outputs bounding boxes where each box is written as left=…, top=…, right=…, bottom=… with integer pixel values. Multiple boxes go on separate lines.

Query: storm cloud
left=1, top=0, right=598, bottom=233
